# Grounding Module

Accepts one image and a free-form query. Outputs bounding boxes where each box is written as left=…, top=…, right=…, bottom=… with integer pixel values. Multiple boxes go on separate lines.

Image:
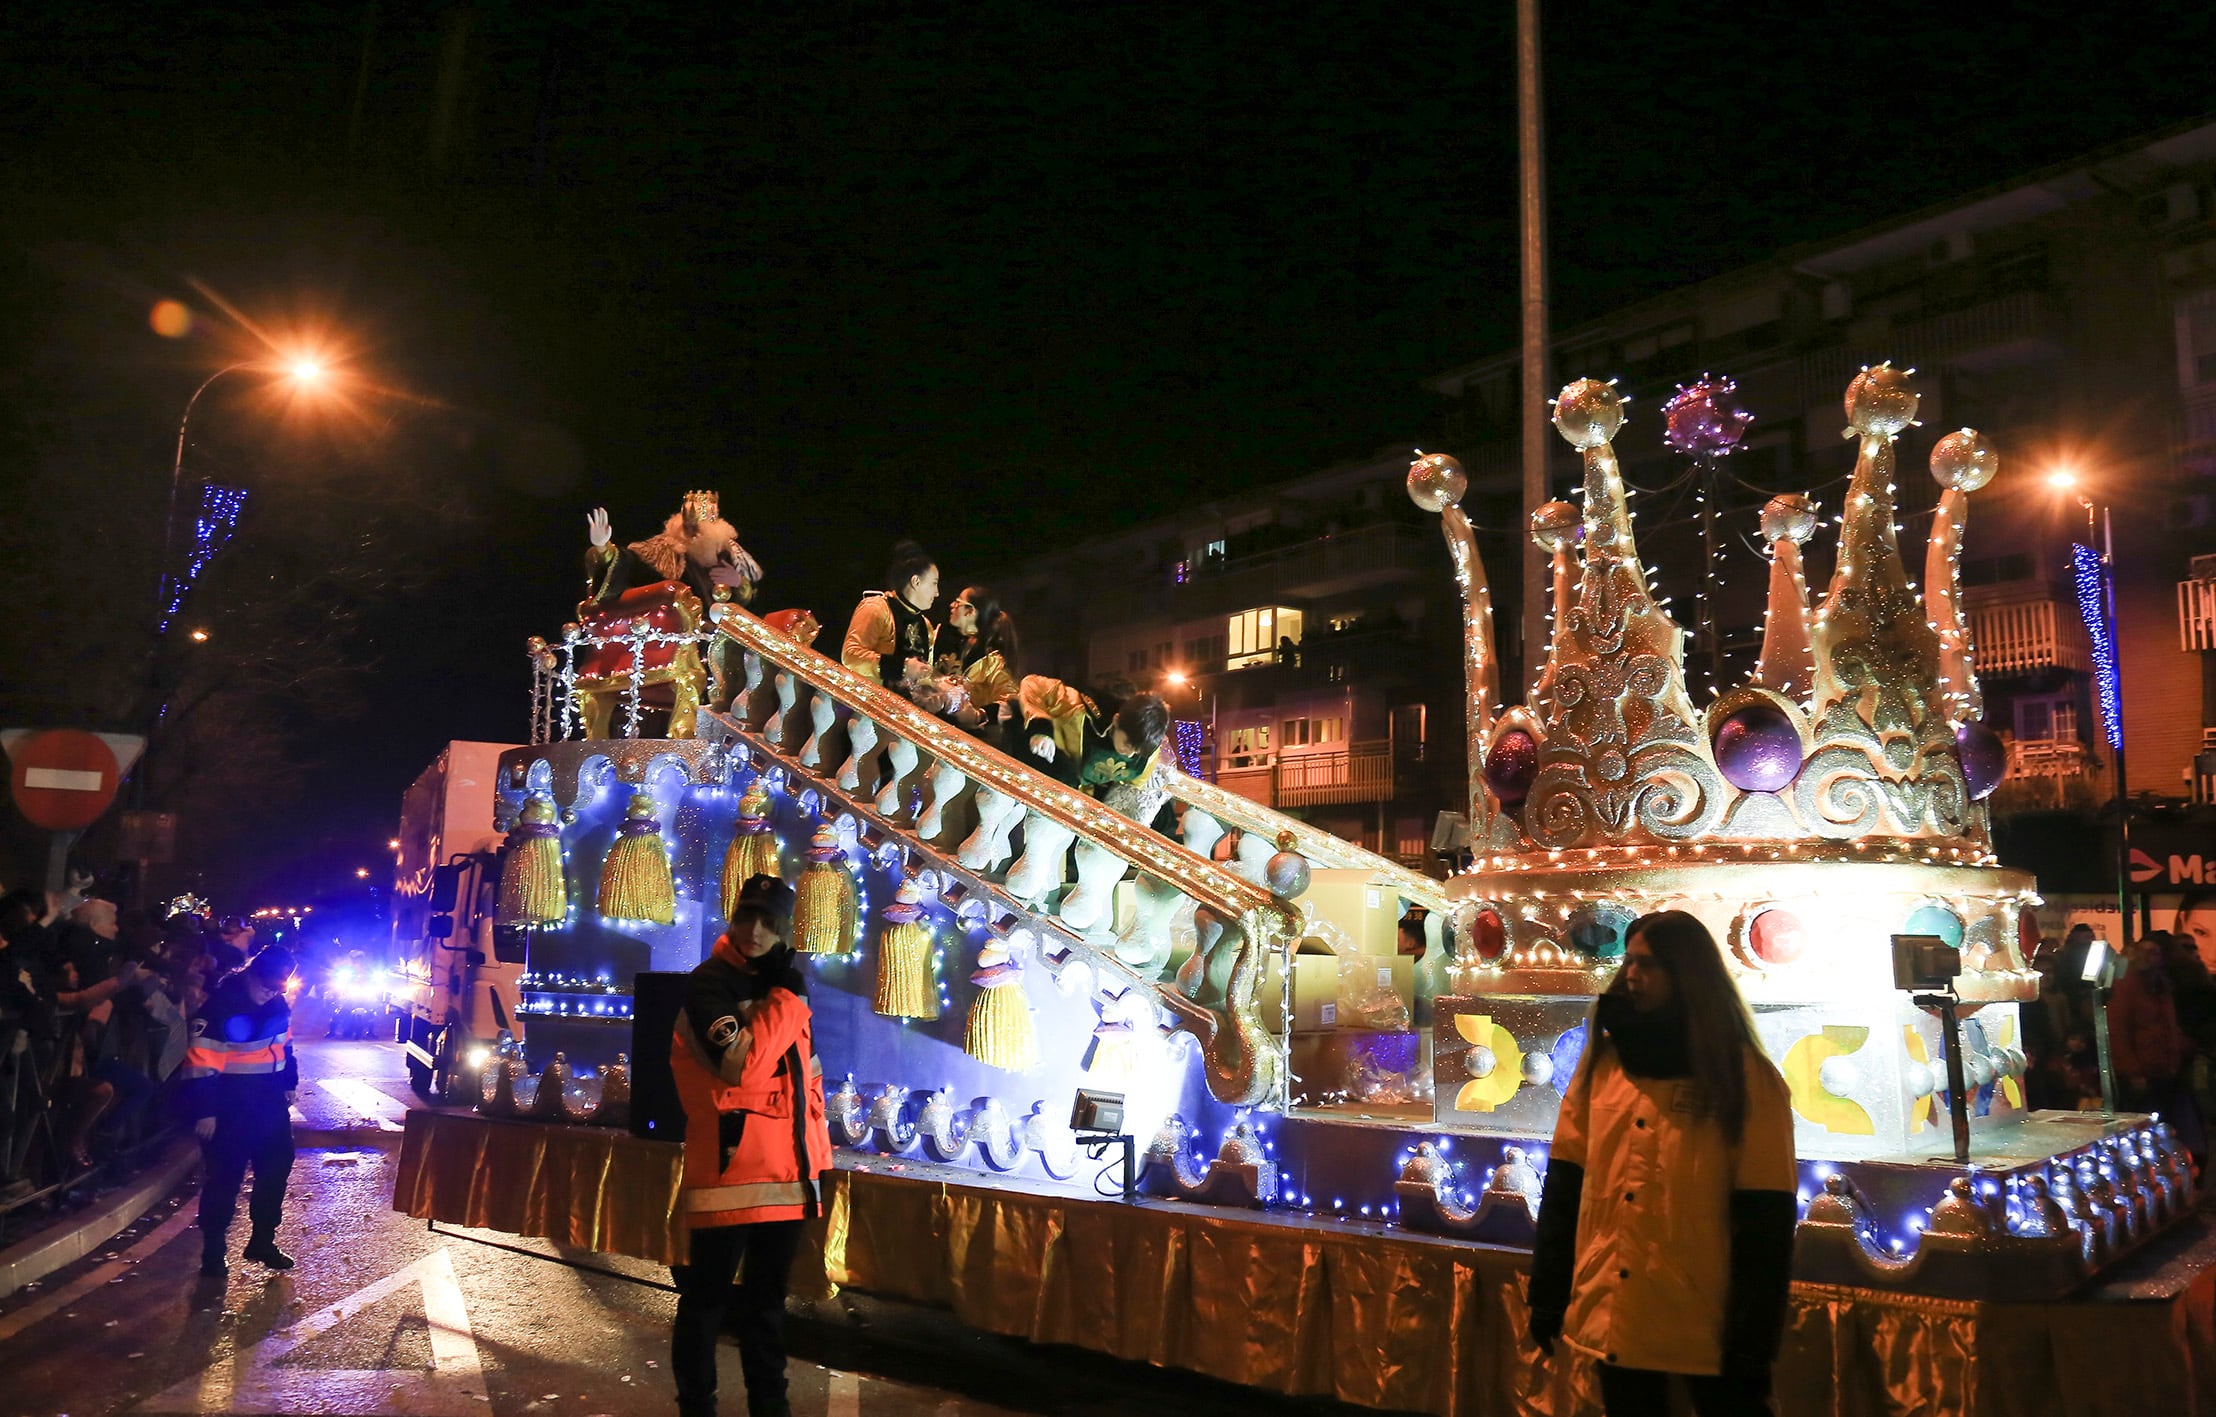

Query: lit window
left=1226, top=606, right=1304, bottom=670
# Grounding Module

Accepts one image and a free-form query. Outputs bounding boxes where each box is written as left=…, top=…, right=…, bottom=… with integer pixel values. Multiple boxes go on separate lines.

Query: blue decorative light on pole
left=159, top=482, right=249, bottom=631
left=2071, top=540, right=2123, bottom=753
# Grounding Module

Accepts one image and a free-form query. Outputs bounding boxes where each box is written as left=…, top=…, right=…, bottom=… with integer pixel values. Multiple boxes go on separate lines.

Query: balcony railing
left=2179, top=575, right=2216, bottom=652
left=2007, top=738, right=2093, bottom=779
left=1214, top=741, right=1394, bottom=809
left=1965, top=590, right=2088, bottom=676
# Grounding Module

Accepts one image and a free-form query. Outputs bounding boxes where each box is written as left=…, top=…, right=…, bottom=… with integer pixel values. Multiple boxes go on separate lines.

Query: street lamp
left=2051, top=466, right=2130, bottom=945
left=158, top=353, right=335, bottom=634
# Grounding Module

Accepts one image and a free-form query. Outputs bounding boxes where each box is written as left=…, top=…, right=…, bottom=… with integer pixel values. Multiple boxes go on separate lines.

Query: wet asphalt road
left=0, top=1002, right=1034, bottom=1417
left=0, top=1002, right=1383, bottom=1417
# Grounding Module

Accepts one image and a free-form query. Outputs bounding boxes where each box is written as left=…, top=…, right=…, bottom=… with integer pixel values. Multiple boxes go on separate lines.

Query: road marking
left=138, top=1247, right=487, bottom=1415
left=309, top=1077, right=411, bottom=1130
left=0, top=1203, right=199, bottom=1343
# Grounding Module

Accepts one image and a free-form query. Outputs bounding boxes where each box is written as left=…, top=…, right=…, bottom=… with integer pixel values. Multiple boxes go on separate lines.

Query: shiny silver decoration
left=1394, top=1141, right=1546, bottom=1245
left=1139, top=1114, right=1278, bottom=1207
left=1793, top=1123, right=2195, bottom=1299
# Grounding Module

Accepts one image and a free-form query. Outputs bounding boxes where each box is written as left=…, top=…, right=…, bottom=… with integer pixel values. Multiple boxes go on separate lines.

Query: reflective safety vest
left=180, top=975, right=297, bottom=1120
left=669, top=957, right=832, bottom=1231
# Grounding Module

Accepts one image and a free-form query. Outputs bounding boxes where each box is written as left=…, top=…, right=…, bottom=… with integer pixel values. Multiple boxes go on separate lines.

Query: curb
left=0, top=1140, right=200, bottom=1302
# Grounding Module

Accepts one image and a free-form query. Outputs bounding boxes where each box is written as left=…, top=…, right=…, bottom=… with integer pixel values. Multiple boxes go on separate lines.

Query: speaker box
left=627, top=971, right=690, bottom=1142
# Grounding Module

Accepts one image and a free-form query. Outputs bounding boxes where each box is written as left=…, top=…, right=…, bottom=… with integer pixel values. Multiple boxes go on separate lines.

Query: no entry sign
left=2, top=729, right=145, bottom=831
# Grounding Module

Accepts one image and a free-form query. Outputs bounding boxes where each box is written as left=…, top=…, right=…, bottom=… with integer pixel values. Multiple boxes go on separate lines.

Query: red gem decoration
left=1750, top=908, right=1808, bottom=965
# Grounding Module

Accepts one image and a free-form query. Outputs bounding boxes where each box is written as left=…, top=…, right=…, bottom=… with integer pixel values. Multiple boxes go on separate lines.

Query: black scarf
left=1597, top=991, right=1692, bottom=1079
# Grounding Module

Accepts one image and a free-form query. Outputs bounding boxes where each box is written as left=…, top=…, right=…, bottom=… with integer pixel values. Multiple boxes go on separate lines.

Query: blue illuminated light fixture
left=2070, top=541, right=2122, bottom=753
left=160, top=482, right=248, bottom=631
left=1172, top=719, right=1206, bottom=777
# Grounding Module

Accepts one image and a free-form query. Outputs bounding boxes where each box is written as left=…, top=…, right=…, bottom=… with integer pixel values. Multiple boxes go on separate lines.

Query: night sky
left=3, top=3, right=2212, bottom=903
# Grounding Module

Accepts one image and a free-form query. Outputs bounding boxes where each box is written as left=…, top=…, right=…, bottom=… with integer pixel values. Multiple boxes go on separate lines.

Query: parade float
left=395, top=375, right=2216, bottom=1417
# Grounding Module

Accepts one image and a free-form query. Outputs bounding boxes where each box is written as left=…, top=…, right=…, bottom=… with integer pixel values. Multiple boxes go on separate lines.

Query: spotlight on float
left=1070, top=1088, right=1135, bottom=1203
left=1893, top=933, right=1972, bottom=1167
left=2083, top=935, right=2120, bottom=1116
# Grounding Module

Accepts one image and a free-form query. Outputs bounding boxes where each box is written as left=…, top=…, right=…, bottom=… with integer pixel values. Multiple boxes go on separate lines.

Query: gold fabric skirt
left=393, top=1113, right=2216, bottom=1416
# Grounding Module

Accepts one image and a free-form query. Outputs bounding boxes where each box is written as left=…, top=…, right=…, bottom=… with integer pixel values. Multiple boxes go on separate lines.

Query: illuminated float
left=395, top=366, right=2202, bottom=1413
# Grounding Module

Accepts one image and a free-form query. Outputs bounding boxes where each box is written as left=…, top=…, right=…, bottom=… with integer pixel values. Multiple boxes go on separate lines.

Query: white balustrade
left=959, top=786, right=1024, bottom=872
left=919, top=760, right=968, bottom=839
left=838, top=716, right=879, bottom=792
left=1059, top=838, right=1129, bottom=932
left=1004, top=809, right=1077, bottom=905
left=800, top=689, right=837, bottom=767
left=876, top=736, right=920, bottom=818
left=766, top=671, right=797, bottom=746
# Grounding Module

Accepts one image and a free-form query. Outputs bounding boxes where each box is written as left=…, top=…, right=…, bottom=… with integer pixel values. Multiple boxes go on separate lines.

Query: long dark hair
left=957, top=583, right=1020, bottom=666
left=1608, top=910, right=1762, bottom=1144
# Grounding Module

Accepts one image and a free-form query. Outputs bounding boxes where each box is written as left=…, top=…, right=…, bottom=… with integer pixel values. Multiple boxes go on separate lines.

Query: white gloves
left=586, top=507, right=612, bottom=548
left=1029, top=735, right=1055, bottom=761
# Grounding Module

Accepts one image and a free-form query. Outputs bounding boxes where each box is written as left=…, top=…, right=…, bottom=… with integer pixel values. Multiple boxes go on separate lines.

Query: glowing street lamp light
left=355, top=867, right=371, bottom=880
left=2046, top=467, right=2079, bottom=492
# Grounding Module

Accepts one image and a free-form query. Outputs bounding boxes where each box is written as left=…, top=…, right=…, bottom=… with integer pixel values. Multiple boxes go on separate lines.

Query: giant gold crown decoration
left=1412, top=364, right=2040, bottom=1158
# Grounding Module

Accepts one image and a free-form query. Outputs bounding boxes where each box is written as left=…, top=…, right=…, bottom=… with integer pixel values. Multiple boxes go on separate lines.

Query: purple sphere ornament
left=1955, top=720, right=2006, bottom=800
left=1661, top=374, right=1754, bottom=458
left=1484, top=729, right=1540, bottom=808
left=1711, top=702, right=1803, bottom=793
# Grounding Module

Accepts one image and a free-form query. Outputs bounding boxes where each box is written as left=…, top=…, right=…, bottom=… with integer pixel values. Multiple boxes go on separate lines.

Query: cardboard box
left=1262, top=946, right=1341, bottom=1034
left=1336, top=953, right=1415, bottom=1030
left=1299, top=869, right=1400, bottom=958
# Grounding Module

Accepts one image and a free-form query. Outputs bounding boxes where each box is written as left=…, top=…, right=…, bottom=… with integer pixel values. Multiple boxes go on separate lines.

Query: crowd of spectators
left=0, top=884, right=263, bottom=1215
left=2022, top=896, right=2216, bottom=1170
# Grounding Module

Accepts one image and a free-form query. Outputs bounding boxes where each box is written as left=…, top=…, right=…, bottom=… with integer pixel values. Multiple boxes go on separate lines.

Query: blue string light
left=1173, top=718, right=1205, bottom=776
left=2070, top=542, right=2123, bottom=752
left=161, top=482, right=248, bottom=630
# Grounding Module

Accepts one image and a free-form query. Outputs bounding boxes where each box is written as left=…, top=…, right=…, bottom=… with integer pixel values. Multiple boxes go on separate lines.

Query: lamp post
left=158, top=357, right=328, bottom=634
left=2049, top=468, right=2131, bottom=944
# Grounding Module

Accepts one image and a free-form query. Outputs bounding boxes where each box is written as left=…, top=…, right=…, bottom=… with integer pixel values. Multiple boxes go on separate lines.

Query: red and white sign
left=2, top=730, right=145, bottom=831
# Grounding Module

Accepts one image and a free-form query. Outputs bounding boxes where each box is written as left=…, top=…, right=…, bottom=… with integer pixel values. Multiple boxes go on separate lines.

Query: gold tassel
left=719, top=780, right=781, bottom=921
left=965, top=949, right=1036, bottom=1070
left=791, top=825, right=856, bottom=955
left=1084, top=1021, right=1136, bottom=1085
left=597, top=793, right=675, bottom=925
left=499, top=795, right=567, bottom=925
left=874, top=920, right=939, bottom=1018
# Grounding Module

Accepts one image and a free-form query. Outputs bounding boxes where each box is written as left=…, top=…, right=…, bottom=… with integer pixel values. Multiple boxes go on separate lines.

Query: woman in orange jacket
left=1527, top=910, right=1798, bottom=1416
left=668, top=875, right=831, bottom=1417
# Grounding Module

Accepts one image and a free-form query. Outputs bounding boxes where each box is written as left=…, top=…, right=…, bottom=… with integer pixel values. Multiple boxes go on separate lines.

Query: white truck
left=391, top=740, right=524, bottom=1100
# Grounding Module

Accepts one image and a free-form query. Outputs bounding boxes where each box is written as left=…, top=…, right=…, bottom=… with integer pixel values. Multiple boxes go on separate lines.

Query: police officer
left=181, top=946, right=299, bottom=1277
left=668, top=875, right=829, bottom=1417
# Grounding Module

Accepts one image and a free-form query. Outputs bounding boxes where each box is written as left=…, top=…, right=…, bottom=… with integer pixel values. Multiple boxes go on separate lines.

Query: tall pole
left=2101, top=503, right=2131, bottom=940
left=1515, top=0, right=1551, bottom=689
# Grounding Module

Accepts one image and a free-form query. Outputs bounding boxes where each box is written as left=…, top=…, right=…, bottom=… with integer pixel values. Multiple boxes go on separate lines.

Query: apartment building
left=998, top=119, right=2216, bottom=890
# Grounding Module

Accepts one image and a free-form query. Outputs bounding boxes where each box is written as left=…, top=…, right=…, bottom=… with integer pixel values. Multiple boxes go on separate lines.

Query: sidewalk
left=0, top=1002, right=441, bottom=1301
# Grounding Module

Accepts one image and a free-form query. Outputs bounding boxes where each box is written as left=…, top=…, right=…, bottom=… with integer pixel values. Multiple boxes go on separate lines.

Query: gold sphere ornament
left=1406, top=451, right=1467, bottom=513
left=1551, top=378, right=1624, bottom=448
left=1929, top=427, right=1999, bottom=492
left=1530, top=500, right=1581, bottom=552
left=1844, top=363, right=1919, bottom=438
left=1759, top=493, right=1819, bottom=545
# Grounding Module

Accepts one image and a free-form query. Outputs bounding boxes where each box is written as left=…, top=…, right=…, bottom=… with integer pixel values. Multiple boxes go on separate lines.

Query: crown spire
left=1803, top=364, right=1971, bottom=838
left=1541, top=379, right=1696, bottom=740
left=1407, top=452, right=1496, bottom=836
left=1924, top=430, right=1999, bottom=722
left=1752, top=494, right=1818, bottom=702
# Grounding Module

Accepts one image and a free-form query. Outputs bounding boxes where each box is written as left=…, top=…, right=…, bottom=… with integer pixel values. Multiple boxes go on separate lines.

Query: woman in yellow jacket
left=1527, top=910, right=1798, bottom=1416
